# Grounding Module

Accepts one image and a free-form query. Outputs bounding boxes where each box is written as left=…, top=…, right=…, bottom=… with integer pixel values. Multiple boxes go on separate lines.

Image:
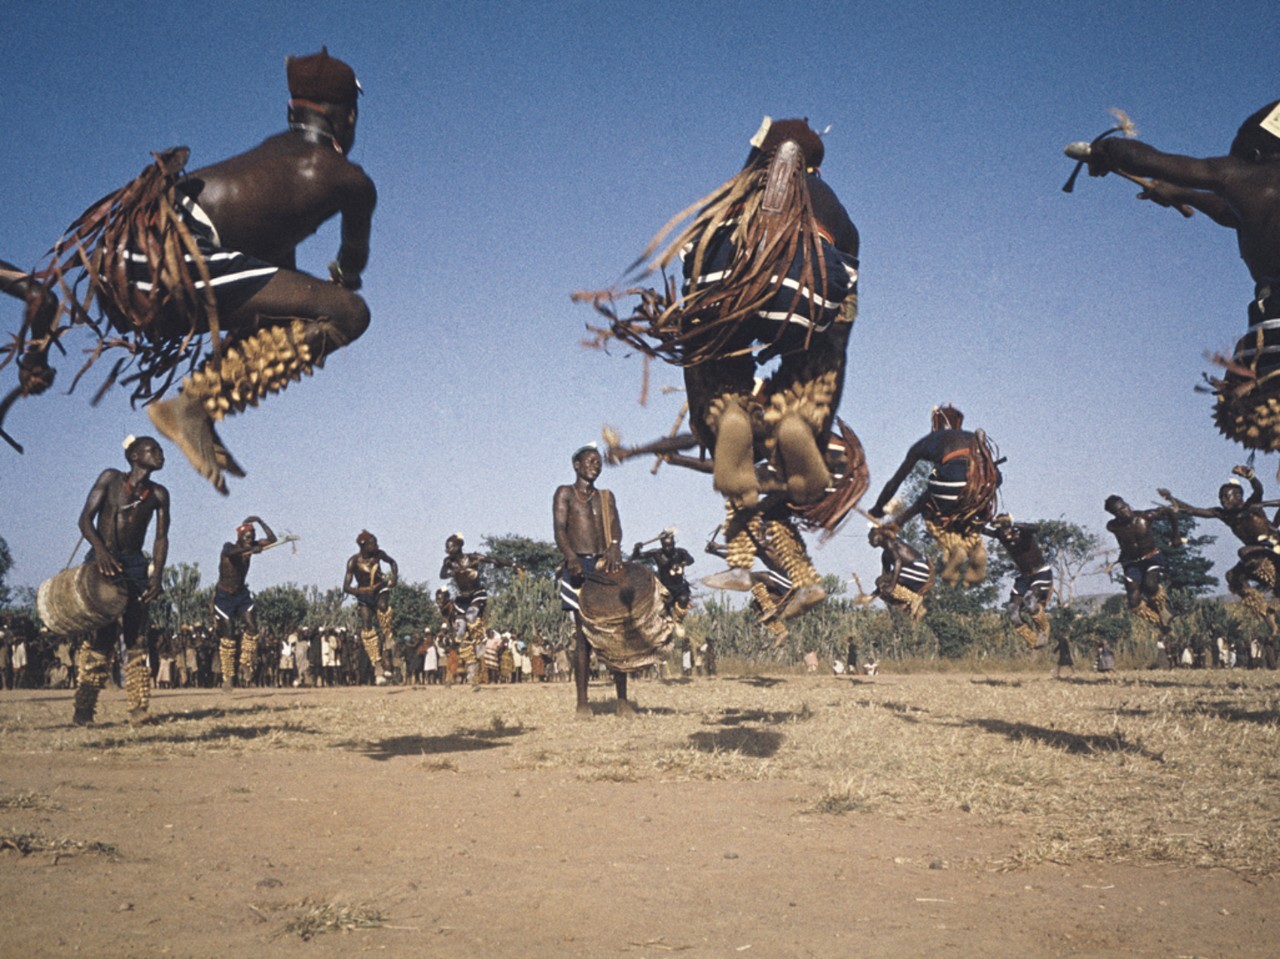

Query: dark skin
left=553, top=450, right=627, bottom=715
left=1158, top=466, right=1280, bottom=549
left=145, top=99, right=376, bottom=491
left=0, top=260, right=59, bottom=396
left=686, top=136, right=859, bottom=509
left=78, top=437, right=170, bottom=654
left=435, top=588, right=461, bottom=635
left=17, top=109, right=374, bottom=365
left=215, top=516, right=277, bottom=636
left=982, top=520, right=1049, bottom=623
left=1160, top=465, right=1280, bottom=610
left=983, top=521, right=1047, bottom=577
left=440, top=538, right=515, bottom=599
left=343, top=536, right=398, bottom=631
left=1104, top=498, right=1180, bottom=613
left=607, top=425, right=831, bottom=609
left=632, top=534, right=695, bottom=601
left=1088, top=136, right=1280, bottom=285
left=177, top=104, right=374, bottom=340
left=867, top=527, right=927, bottom=602
left=704, top=536, right=787, bottom=598
left=868, top=428, right=975, bottom=526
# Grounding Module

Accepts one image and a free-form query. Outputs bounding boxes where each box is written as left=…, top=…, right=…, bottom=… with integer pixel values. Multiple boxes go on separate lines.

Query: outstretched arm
left=1091, top=139, right=1236, bottom=197
left=884, top=490, right=929, bottom=532
left=1135, top=180, right=1238, bottom=227
left=1144, top=505, right=1182, bottom=546
left=869, top=436, right=931, bottom=516
left=1156, top=488, right=1221, bottom=520
left=1, top=264, right=59, bottom=395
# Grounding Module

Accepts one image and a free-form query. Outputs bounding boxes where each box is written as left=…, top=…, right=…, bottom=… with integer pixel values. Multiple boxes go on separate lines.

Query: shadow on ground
left=346, top=724, right=527, bottom=761
left=86, top=721, right=319, bottom=749
left=1186, top=699, right=1280, bottom=726
left=688, top=727, right=785, bottom=758
left=952, top=717, right=1166, bottom=762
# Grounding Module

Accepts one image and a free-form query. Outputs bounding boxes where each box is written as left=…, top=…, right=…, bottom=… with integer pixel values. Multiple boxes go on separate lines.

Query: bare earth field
left=2, top=669, right=1278, bottom=958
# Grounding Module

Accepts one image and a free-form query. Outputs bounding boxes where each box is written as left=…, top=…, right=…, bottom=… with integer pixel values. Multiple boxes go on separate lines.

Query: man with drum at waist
left=343, top=530, right=397, bottom=685
left=73, top=435, right=170, bottom=725
left=554, top=444, right=664, bottom=717
left=213, top=516, right=278, bottom=690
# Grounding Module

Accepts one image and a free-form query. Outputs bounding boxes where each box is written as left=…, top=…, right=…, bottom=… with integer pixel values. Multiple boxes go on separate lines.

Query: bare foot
left=713, top=400, right=758, bottom=507
left=702, top=568, right=755, bottom=592
left=941, top=551, right=965, bottom=588
left=776, top=413, right=831, bottom=504
left=147, top=392, right=243, bottom=495
left=779, top=583, right=827, bottom=621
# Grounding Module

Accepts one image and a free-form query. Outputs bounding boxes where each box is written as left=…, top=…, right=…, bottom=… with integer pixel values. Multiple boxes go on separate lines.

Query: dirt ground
left=1, top=673, right=1276, bottom=958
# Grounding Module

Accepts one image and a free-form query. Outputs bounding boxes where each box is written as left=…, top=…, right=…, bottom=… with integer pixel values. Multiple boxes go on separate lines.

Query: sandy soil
left=0, top=676, right=1275, bottom=958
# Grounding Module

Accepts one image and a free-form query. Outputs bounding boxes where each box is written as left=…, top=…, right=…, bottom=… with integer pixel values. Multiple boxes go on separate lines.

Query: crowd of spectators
left=0, top=613, right=610, bottom=690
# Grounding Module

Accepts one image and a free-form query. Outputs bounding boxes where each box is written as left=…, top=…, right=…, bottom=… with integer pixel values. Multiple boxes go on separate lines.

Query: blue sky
left=2, top=0, right=1276, bottom=602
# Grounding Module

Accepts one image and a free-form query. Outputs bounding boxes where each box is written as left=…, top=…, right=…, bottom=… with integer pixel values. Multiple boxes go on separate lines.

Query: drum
left=576, top=561, right=674, bottom=673
left=36, top=563, right=128, bottom=636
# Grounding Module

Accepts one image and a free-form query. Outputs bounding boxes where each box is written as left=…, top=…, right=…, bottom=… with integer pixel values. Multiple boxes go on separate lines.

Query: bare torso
left=180, top=132, right=375, bottom=268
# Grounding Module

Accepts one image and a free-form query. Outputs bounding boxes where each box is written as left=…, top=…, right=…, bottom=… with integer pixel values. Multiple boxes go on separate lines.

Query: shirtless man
left=858, top=525, right=933, bottom=622
left=12, top=49, right=375, bottom=493
left=439, top=534, right=515, bottom=640
left=72, top=436, right=170, bottom=725
left=1160, top=465, right=1280, bottom=641
left=581, top=118, right=858, bottom=508
left=632, top=529, right=695, bottom=624
left=1073, top=102, right=1280, bottom=448
left=869, top=406, right=1001, bottom=587
left=343, top=531, right=398, bottom=685
left=983, top=516, right=1053, bottom=649
left=212, top=516, right=278, bottom=690
left=1104, top=495, right=1180, bottom=640
left=552, top=445, right=629, bottom=715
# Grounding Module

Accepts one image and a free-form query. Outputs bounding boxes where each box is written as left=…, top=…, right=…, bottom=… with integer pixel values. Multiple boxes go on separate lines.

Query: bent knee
left=331, top=293, right=370, bottom=345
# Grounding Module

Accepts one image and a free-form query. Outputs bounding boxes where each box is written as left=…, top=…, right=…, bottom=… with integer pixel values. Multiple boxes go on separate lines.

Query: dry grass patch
left=0, top=831, right=118, bottom=857
left=264, top=898, right=389, bottom=941
left=0, top=791, right=55, bottom=810
left=3, top=671, right=1279, bottom=875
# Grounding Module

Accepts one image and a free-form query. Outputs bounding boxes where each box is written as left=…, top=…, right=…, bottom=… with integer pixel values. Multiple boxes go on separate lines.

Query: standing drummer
left=553, top=444, right=629, bottom=716
left=73, top=435, right=171, bottom=726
